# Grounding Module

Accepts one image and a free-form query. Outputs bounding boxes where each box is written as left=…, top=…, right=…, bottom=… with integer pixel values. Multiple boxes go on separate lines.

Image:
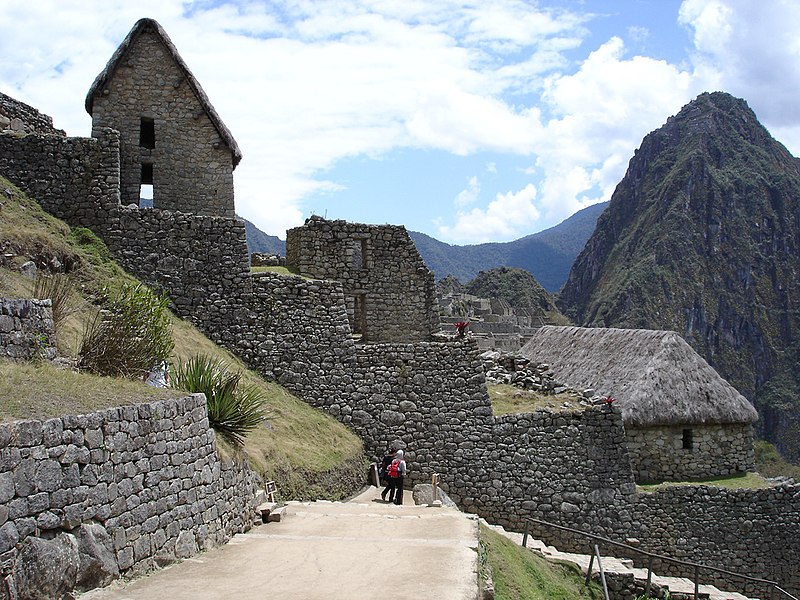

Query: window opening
left=347, top=294, right=367, bottom=340
left=682, top=428, right=694, bottom=450
left=139, top=118, right=155, bottom=149
left=352, top=238, right=368, bottom=270
left=139, top=163, right=154, bottom=208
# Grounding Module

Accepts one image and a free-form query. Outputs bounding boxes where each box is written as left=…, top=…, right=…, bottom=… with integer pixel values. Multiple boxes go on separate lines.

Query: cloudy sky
left=2, top=1, right=799, bottom=243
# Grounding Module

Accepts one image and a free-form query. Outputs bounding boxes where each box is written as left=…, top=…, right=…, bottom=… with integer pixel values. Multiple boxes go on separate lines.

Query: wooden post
left=431, top=473, right=439, bottom=503
left=585, top=551, right=595, bottom=588
left=522, top=521, right=529, bottom=548
left=645, top=555, right=653, bottom=597
left=594, top=545, right=610, bottom=600
left=694, top=565, right=700, bottom=600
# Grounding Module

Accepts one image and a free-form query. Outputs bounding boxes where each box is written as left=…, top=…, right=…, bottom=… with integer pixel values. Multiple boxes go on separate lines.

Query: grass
left=636, top=471, right=773, bottom=492
left=489, top=383, right=584, bottom=416
left=481, top=525, right=601, bottom=600
left=0, top=176, right=365, bottom=500
left=0, top=358, right=181, bottom=421
left=250, top=265, right=303, bottom=277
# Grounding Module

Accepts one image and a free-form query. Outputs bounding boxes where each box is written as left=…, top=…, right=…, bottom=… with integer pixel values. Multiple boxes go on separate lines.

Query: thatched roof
left=520, top=326, right=758, bottom=428
left=85, top=18, right=242, bottom=168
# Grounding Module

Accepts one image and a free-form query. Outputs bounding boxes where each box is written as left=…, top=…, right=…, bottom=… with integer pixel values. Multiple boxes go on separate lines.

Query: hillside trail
left=80, top=486, right=480, bottom=600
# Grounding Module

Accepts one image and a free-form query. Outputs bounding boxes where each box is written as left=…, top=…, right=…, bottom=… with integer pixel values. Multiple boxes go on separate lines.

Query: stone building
left=286, top=216, right=438, bottom=342
left=520, top=326, right=759, bottom=482
left=85, top=18, right=241, bottom=216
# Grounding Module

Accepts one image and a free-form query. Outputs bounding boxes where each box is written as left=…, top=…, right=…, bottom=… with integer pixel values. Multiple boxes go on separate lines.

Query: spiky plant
left=172, top=355, right=267, bottom=446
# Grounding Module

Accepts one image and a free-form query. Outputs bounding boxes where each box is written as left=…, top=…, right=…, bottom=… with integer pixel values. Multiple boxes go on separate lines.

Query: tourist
left=380, top=446, right=397, bottom=502
left=392, top=449, right=407, bottom=505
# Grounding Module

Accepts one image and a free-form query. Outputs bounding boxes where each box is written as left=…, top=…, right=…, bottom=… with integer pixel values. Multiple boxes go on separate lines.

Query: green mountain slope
left=410, top=202, right=608, bottom=292
left=559, top=92, right=800, bottom=461
left=465, top=267, right=559, bottom=312
left=242, top=216, right=286, bottom=255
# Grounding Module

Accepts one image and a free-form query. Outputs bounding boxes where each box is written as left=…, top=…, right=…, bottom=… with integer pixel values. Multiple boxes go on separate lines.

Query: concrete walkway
left=82, top=487, right=479, bottom=600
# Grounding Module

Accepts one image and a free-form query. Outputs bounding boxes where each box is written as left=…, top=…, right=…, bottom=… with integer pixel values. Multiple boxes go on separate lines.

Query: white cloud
left=485, top=162, right=497, bottom=174
left=455, top=176, right=481, bottom=208
left=679, top=0, right=800, bottom=152
left=3, top=1, right=799, bottom=244
left=439, top=183, right=539, bottom=242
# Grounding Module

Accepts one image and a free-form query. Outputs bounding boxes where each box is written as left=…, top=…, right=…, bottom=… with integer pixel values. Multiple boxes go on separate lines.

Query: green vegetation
left=0, top=176, right=365, bottom=500
left=467, top=267, right=555, bottom=311
left=637, top=472, right=772, bottom=493
left=250, top=265, right=304, bottom=277
left=172, top=355, right=267, bottom=447
left=754, top=440, right=800, bottom=480
left=489, top=384, right=581, bottom=416
left=481, top=525, right=601, bottom=600
left=557, top=93, right=800, bottom=462
left=79, top=283, right=174, bottom=380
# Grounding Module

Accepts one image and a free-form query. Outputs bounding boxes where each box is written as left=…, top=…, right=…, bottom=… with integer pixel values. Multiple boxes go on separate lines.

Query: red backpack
left=387, top=459, right=400, bottom=478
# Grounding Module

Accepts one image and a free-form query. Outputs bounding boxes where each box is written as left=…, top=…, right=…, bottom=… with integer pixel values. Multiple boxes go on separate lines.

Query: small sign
left=266, top=481, right=277, bottom=494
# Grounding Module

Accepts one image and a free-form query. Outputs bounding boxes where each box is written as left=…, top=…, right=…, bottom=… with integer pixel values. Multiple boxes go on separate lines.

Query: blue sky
left=2, top=1, right=800, bottom=243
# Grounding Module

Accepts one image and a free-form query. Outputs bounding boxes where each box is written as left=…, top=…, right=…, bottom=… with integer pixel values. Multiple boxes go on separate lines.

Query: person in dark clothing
left=392, top=449, right=407, bottom=505
left=380, top=447, right=397, bottom=502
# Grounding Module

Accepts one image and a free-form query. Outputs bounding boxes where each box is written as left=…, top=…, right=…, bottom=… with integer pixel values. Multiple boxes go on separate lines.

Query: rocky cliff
left=559, top=92, right=800, bottom=460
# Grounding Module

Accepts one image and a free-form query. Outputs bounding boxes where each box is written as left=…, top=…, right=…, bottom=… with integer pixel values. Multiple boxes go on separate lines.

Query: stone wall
left=0, top=394, right=262, bottom=597
left=0, top=299, right=56, bottom=361
left=106, top=207, right=250, bottom=325
left=0, top=129, right=121, bottom=239
left=626, top=423, right=755, bottom=483
left=0, top=93, right=65, bottom=136
left=88, top=28, right=235, bottom=216
left=286, top=217, right=438, bottom=342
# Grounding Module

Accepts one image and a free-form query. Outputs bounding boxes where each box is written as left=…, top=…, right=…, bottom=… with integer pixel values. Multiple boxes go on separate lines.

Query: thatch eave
left=85, top=18, right=242, bottom=169
left=520, top=326, right=759, bottom=428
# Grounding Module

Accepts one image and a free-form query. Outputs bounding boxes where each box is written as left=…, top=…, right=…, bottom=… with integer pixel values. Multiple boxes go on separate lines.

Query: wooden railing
left=521, top=518, right=798, bottom=600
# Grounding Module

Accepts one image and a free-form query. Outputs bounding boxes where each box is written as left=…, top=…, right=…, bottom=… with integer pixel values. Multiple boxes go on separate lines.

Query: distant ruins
left=0, top=17, right=798, bottom=597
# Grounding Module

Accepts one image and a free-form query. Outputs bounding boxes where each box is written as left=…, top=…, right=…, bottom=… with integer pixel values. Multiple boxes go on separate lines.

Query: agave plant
left=172, top=355, right=267, bottom=446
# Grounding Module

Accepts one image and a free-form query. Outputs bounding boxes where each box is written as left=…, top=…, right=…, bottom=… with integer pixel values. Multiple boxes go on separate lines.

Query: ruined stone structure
left=1, top=18, right=798, bottom=595
left=0, top=92, right=65, bottom=136
left=0, top=299, right=56, bottom=361
left=85, top=18, right=240, bottom=216
left=286, top=217, right=438, bottom=342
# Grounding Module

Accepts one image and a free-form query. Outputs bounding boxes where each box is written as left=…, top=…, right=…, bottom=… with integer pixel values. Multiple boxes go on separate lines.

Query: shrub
left=78, top=283, right=174, bottom=379
left=33, top=272, right=76, bottom=333
left=172, top=355, right=267, bottom=446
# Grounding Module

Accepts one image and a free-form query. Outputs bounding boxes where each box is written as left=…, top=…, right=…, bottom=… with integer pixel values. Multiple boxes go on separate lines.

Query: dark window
left=352, top=238, right=368, bottom=270
left=139, top=118, right=155, bottom=149
left=347, top=294, right=367, bottom=340
left=141, top=163, right=153, bottom=185
left=682, top=428, right=694, bottom=450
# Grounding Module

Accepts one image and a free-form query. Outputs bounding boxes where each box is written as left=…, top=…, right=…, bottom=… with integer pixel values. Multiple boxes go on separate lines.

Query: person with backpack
left=380, top=447, right=398, bottom=502
left=390, top=449, right=407, bottom=505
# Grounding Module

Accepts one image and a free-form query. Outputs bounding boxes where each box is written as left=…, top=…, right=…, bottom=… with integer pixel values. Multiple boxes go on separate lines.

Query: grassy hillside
left=481, top=525, right=601, bottom=600
left=0, top=176, right=365, bottom=501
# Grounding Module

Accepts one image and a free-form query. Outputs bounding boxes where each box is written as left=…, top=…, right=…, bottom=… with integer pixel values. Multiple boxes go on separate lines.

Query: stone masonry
left=0, top=299, right=57, bottom=361
left=0, top=92, right=65, bottom=136
left=0, top=395, right=262, bottom=597
left=626, top=423, right=755, bottom=483
left=86, top=19, right=237, bottom=215
left=286, top=216, right=438, bottom=342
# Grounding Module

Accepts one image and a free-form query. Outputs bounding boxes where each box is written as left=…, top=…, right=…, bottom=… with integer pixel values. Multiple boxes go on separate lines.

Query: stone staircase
left=480, top=520, right=753, bottom=600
